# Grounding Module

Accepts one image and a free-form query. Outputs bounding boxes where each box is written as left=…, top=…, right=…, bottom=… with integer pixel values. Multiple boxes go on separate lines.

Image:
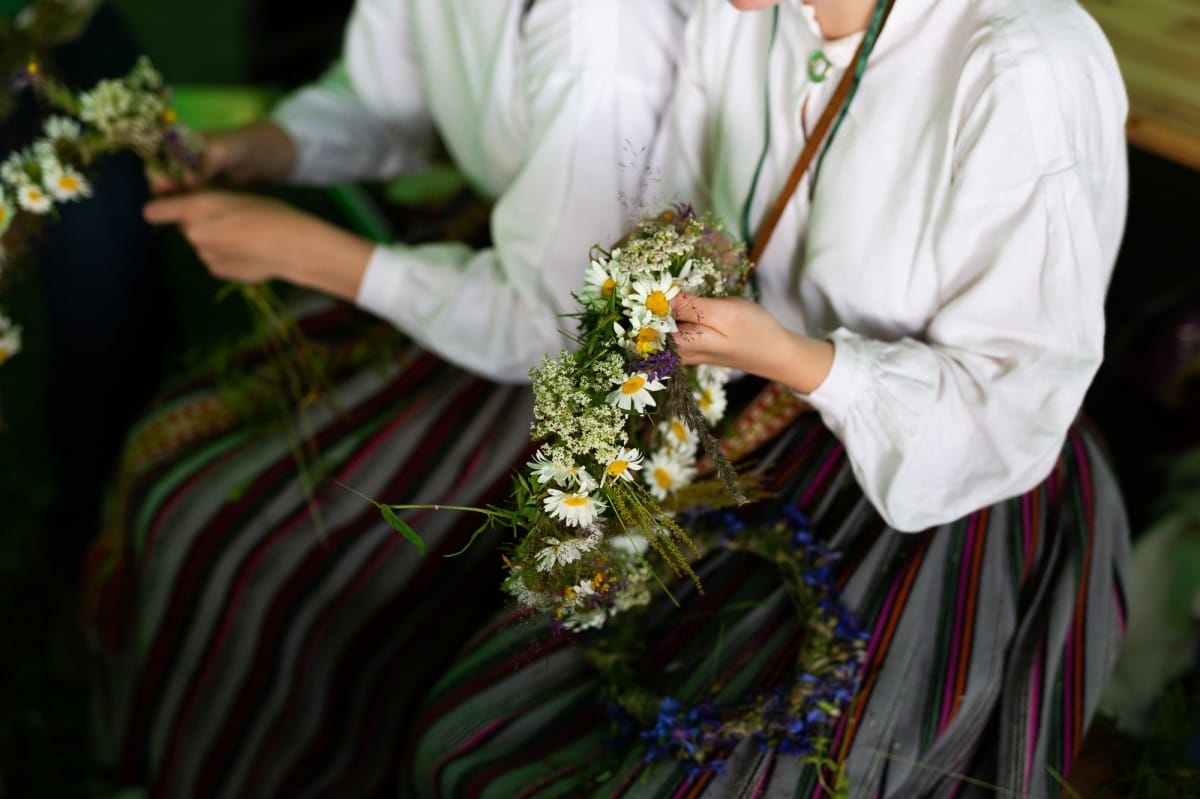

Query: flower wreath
left=366, top=205, right=869, bottom=786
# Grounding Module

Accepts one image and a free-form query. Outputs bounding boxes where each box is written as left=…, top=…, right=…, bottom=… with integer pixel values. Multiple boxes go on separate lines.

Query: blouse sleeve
left=800, top=35, right=1128, bottom=531
left=354, top=1, right=685, bottom=382
left=270, top=0, right=436, bottom=185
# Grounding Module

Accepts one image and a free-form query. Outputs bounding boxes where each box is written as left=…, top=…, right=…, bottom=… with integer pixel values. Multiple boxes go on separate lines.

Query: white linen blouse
left=271, top=0, right=688, bottom=382
left=651, top=0, right=1128, bottom=530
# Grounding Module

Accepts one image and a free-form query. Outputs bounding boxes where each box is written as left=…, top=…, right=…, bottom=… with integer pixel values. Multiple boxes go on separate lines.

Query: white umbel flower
left=43, top=116, right=82, bottom=142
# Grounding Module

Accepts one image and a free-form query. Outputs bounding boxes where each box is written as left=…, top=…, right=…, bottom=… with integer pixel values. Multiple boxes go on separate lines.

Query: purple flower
left=630, top=348, right=680, bottom=382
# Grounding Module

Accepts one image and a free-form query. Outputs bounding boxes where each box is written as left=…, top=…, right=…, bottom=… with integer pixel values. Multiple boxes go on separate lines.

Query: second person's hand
left=144, top=190, right=373, bottom=301
left=147, top=120, right=299, bottom=195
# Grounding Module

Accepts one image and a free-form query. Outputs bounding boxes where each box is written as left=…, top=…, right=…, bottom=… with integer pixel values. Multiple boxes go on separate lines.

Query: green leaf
left=381, top=506, right=425, bottom=555
left=444, top=519, right=494, bottom=558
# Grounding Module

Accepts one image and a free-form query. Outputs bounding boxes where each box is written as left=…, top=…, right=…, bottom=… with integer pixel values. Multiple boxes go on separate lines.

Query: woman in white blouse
left=81, top=2, right=689, bottom=797
left=406, top=0, right=1132, bottom=797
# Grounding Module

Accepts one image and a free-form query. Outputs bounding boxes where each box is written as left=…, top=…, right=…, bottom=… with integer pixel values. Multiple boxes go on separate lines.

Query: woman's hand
left=147, top=121, right=298, bottom=195
left=144, top=191, right=373, bottom=301
left=671, top=291, right=835, bottom=395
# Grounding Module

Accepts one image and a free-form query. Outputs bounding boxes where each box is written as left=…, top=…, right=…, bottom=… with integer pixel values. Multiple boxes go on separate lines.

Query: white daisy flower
left=16, top=183, right=51, bottom=214
left=527, top=449, right=560, bottom=484
left=623, top=274, right=681, bottom=321
left=0, top=152, right=29, bottom=184
left=695, top=382, right=728, bottom=425
left=643, top=448, right=696, bottom=501
left=658, top=417, right=698, bottom=454
left=43, top=116, right=82, bottom=142
left=44, top=164, right=91, bottom=202
left=606, top=371, right=665, bottom=413
left=696, top=364, right=733, bottom=390
left=613, top=314, right=668, bottom=356
left=526, top=449, right=598, bottom=491
left=602, top=447, right=644, bottom=486
left=0, top=316, right=22, bottom=366
left=580, top=258, right=626, bottom=307
left=534, top=526, right=603, bottom=571
left=543, top=489, right=607, bottom=528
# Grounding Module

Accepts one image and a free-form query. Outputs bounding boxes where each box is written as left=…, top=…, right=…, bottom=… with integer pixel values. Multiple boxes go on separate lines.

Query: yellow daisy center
left=654, top=468, right=673, bottom=490
left=621, top=375, right=647, bottom=396
left=646, top=290, right=670, bottom=316
left=606, top=460, right=628, bottom=477
left=601, top=277, right=616, bottom=298
left=670, top=420, right=688, bottom=440
left=563, top=495, right=589, bottom=508
left=635, top=327, right=660, bottom=355
left=162, top=108, right=177, bottom=125
left=699, top=390, right=713, bottom=410
left=25, top=188, right=43, bottom=201
left=58, top=174, right=79, bottom=192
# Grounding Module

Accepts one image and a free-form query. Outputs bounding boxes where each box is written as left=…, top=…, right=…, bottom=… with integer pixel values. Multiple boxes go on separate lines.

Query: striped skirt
left=404, top=405, right=1130, bottom=798
left=84, top=303, right=536, bottom=799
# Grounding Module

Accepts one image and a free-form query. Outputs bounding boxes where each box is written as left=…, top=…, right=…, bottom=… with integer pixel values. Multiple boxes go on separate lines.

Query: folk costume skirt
left=404, top=387, right=1130, bottom=799
left=83, top=301, right=536, bottom=799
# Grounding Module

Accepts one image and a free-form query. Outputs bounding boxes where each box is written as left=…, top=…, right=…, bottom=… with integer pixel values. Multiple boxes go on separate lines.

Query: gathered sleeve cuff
left=801, top=165, right=1112, bottom=531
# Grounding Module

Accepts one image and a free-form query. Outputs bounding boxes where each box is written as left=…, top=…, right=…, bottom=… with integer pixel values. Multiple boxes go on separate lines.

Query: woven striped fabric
left=84, top=303, right=534, bottom=799
left=404, top=411, right=1130, bottom=799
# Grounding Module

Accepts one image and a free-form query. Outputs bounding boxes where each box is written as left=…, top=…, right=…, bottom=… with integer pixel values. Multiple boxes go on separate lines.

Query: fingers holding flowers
left=145, top=121, right=297, bottom=195
left=670, top=291, right=834, bottom=395
left=143, top=190, right=372, bottom=297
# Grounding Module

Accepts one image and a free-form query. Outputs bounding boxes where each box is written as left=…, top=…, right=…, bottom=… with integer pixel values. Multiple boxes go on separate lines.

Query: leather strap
left=718, top=0, right=897, bottom=470
left=747, top=0, right=896, bottom=266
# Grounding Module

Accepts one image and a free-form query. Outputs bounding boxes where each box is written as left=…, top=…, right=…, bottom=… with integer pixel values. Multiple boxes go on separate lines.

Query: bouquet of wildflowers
left=499, top=205, right=755, bottom=631
left=360, top=205, right=755, bottom=629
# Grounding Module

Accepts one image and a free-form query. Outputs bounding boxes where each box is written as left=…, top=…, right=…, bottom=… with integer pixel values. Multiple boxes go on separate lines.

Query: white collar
left=788, top=1, right=867, bottom=68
